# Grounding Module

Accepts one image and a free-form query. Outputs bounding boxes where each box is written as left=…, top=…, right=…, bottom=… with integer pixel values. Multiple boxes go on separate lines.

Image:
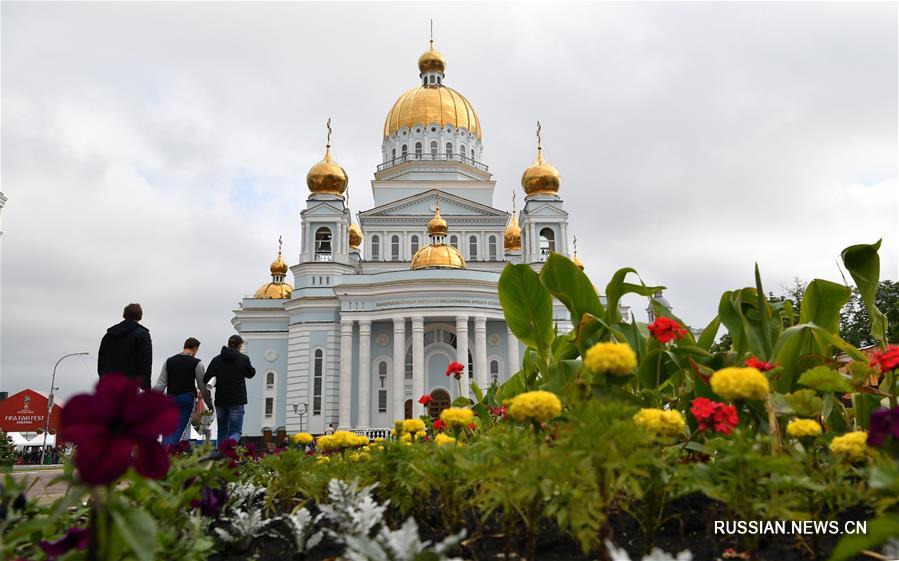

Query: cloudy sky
left=2, top=2, right=896, bottom=401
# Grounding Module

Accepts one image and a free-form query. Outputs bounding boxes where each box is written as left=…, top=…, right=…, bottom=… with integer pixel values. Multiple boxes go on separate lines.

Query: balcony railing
left=377, top=153, right=489, bottom=173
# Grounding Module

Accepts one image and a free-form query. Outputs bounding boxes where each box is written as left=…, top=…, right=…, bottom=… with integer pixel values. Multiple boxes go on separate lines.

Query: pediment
left=361, top=189, right=508, bottom=219
left=523, top=203, right=569, bottom=217
left=301, top=200, right=347, bottom=216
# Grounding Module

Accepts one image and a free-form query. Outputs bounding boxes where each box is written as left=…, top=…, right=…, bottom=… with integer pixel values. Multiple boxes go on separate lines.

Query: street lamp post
left=41, top=352, right=89, bottom=465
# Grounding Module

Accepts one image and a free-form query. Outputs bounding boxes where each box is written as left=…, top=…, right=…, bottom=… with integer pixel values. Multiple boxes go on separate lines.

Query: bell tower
left=519, top=122, right=569, bottom=264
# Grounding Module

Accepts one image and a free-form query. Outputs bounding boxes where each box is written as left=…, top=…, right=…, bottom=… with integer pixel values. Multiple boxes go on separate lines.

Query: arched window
left=429, top=75, right=435, bottom=84
left=449, top=235, right=458, bottom=248
left=430, top=141, right=438, bottom=156
left=391, top=148, right=396, bottom=160
left=401, top=144, right=408, bottom=156
left=410, top=235, right=419, bottom=255
left=490, top=360, right=500, bottom=384
left=265, top=397, right=273, bottom=417
left=460, top=145, right=466, bottom=159
left=415, top=142, right=422, bottom=156
left=377, top=361, right=388, bottom=413
left=471, top=148, right=475, bottom=159
left=371, top=235, right=380, bottom=260
left=488, top=235, right=497, bottom=260
left=469, top=235, right=478, bottom=260
left=539, top=227, right=555, bottom=261
left=314, top=227, right=332, bottom=261
left=445, top=142, right=453, bottom=157
left=266, top=372, right=274, bottom=389
left=391, top=235, right=400, bottom=261
left=312, top=349, right=324, bottom=415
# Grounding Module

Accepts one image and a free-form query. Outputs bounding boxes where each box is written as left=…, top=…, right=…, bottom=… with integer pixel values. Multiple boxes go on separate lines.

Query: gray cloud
left=2, top=2, right=896, bottom=400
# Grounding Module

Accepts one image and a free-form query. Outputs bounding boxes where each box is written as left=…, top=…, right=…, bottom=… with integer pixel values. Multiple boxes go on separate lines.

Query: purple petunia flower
left=40, top=526, right=89, bottom=559
left=868, top=407, right=899, bottom=447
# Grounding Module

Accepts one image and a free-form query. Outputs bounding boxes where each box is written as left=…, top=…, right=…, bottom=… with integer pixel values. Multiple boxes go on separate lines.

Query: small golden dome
left=254, top=282, right=293, bottom=299
left=572, top=235, right=584, bottom=270
left=270, top=254, right=288, bottom=275
left=411, top=244, right=466, bottom=270
left=418, top=40, right=447, bottom=74
left=349, top=222, right=363, bottom=250
left=521, top=121, right=560, bottom=196
left=504, top=194, right=522, bottom=251
left=307, top=119, right=348, bottom=196
left=427, top=205, right=448, bottom=237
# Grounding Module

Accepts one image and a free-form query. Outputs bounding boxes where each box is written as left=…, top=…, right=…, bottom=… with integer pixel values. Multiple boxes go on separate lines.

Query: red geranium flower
left=433, top=419, right=446, bottom=431
left=648, top=317, right=687, bottom=344
left=446, top=361, right=465, bottom=380
left=870, top=345, right=899, bottom=373
left=468, top=422, right=477, bottom=431
left=690, top=397, right=738, bottom=434
left=59, top=374, right=179, bottom=486
left=712, top=404, right=739, bottom=435
left=418, top=394, right=433, bottom=406
left=745, top=357, right=774, bottom=372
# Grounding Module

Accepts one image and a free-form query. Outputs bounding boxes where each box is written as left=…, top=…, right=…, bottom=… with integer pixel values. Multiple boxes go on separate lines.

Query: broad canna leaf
left=540, top=252, right=605, bottom=328
left=498, top=264, right=554, bottom=353
left=604, top=267, right=662, bottom=325
left=841, top=240, right=887, bottom=343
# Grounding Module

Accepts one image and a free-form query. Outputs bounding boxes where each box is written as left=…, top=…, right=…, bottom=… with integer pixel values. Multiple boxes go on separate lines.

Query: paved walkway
left=11, top=466, right=68, bottom=504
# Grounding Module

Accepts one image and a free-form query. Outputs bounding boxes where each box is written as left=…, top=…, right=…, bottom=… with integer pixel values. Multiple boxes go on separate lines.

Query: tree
left=0, top=430, right=16, bottom=467
left=840, top=280, right=899, bottom=347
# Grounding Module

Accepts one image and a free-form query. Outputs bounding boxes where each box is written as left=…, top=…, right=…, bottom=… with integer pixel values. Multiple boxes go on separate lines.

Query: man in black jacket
left=203, top=335, right=255, bottom=443
left=97, top=303, right=153, bottom=390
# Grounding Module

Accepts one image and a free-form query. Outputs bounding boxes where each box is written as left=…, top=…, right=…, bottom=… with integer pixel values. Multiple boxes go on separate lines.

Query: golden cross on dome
left=573, top=235, right=578, bottom=253
left=430, top=19, right=434, bottom=48
left=536, top=121, right=542, bottom=150
left=278, top=235, right=283, bottom=256
left=326, top=118, right=332, bottom=148
left=512, top=191, right=517, bottom=213
left=435, top=191, right=440, bottom=211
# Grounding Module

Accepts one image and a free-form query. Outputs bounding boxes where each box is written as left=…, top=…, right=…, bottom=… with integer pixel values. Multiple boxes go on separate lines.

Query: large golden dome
left=254, top=282, right=293, bottom=299
left=384, top=86, right=481, bottom=140
left=411, top=244, right=466, bottom=270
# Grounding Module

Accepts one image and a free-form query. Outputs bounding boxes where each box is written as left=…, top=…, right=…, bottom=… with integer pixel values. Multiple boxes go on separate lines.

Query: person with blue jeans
left=204, top=335, right=256, bottom=444
left=154, top=337, right=213, bottom=446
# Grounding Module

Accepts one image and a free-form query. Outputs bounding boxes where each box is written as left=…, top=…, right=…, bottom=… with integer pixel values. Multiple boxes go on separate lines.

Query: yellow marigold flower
left=710, top=367, right=770, bottom=401
left=633, top=408, right=686, bottom=437
left=401, top=433, right=412, bottom=443
left=584, top=342, right=637, bottom=376
left=786, top=419, right=822, bottom=439
left=830, top=431, right=869, bottom=462
left=316, top=456, right=330, bottom=464
left=415, top=430, right=427, bottom=440
left=403, top=418, right=426, bottom=434
left=317, top=435, right=333, bottom=451
left=507, top=390, right=562, bottom=423
left=390, top=429, right=396, bottom=437
left=355, top=435, right=370, bottom=447
left=292, top=432, right=314, bottom=445
left=394, top=420, right=405, bottom=434
left=434, top=433, right=457, bottom=446
left=440, top=407, right=474, bottom=429
left=373, top=437, right=384, bottom=442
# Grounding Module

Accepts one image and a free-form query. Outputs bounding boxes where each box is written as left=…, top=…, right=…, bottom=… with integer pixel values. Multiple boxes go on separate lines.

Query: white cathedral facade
left=232, top=39, right=584, bottom=436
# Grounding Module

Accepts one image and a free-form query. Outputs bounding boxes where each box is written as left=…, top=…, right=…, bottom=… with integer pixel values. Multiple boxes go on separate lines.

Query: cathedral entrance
left=427, top=389, right=451, bottom=419
left=404, top=399, right=413, bottom=420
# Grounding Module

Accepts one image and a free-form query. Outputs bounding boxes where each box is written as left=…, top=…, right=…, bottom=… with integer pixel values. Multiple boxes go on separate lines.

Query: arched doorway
left=427, top=389, right=451, bottom=419
left=404, top=399, right=413, bottom=420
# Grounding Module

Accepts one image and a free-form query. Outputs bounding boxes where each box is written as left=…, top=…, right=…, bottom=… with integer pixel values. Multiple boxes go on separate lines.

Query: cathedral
left=232, top=38, right=584, bottom=436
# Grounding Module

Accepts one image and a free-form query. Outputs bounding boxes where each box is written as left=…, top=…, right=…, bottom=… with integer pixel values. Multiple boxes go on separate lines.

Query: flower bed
left=3, top=240, right=899, bottom=561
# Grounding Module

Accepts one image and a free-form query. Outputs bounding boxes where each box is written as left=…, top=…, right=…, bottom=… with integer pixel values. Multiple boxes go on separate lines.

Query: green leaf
left=604, top=267, right=662, bottom=325
left=841, top=240, right=887, bottom=343
left=772, top=323, right=863, bottom=392
left=828, top=513, right=899, bottom=561
left=754, top=264, right=774, bottom=358
left=109, top=504, right=158, bottom=561
left=542, top=359, right=581, bottom=397
left=697, top=315, right=721, bottom=352
left=797, top=366, right=853, bottom=393
left=495, top=371, right=526, bottom=402
left=799, top=279, right=851, bottom=335
left=539, top=252, right=605, bottom=328
left=784, top=389, right=823, bottom=417
left=499, top=264, right=554, bottom=352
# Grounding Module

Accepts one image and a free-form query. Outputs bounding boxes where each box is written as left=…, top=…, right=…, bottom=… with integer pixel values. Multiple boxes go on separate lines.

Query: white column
left=507, top=327, right=520, bottom=380
left=474, top=316, right=488, bottom=391
left=303, top=221, right=311, bottom=262
left=455, top=316, right=469, bottom=399
left=357, top=320, right=372, bottom=428
left=339, top=319, right=354, bottom=429
left=393, top=317, right=406, bottom=421
left=412, top=316, right=425, bottom=417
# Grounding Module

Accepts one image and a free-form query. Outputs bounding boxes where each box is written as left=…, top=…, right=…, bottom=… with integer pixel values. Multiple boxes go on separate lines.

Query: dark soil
left=210, top=494, right=879, bottom=561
